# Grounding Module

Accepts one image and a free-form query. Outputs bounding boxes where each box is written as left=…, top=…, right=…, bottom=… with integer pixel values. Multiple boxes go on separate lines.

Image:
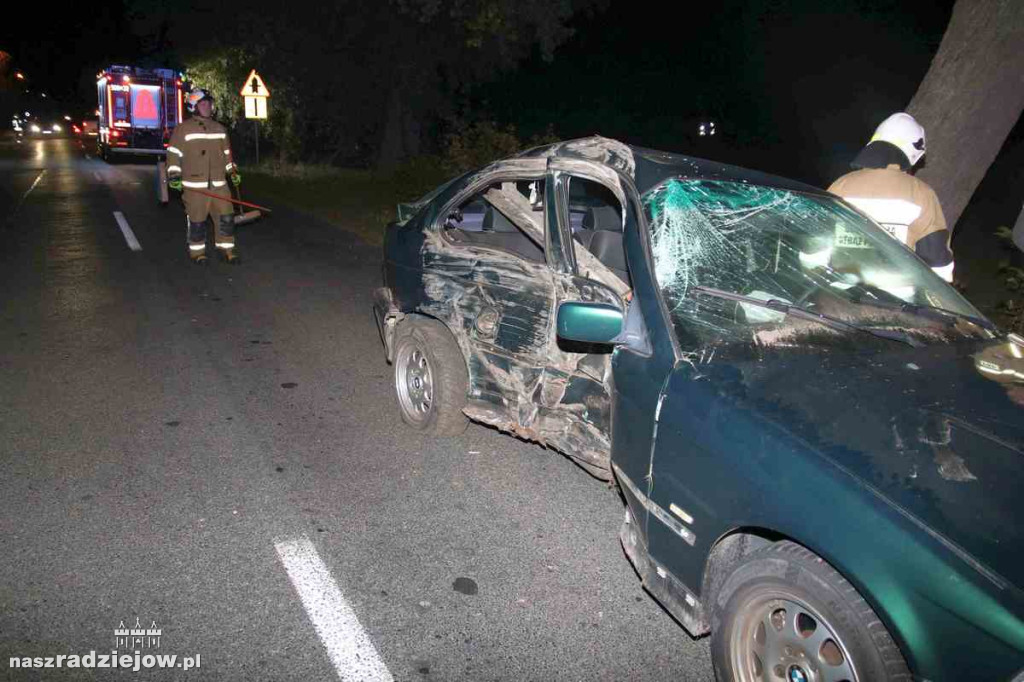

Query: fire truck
left=96, top=65, right=184, bottom=161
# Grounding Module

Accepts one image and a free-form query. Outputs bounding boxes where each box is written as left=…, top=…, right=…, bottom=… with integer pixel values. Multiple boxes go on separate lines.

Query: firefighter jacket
left=828, top=164, right=955, bottom=282
left=166, top=116, right=237, bottom=190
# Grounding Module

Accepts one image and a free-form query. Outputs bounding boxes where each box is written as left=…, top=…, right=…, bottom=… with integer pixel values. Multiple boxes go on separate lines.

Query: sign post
left=240, top=69, right=270, bottom=165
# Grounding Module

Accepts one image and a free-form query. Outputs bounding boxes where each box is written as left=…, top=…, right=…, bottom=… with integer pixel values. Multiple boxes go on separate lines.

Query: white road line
left=93, top=171, right=102, bottom=181
left=275, top=537, right=393, bottom=682
left=113, top=211, right=143, bottom=252
left=8, top=170, right=46, bottom=221
left=19, top=170, right=45, bottom=204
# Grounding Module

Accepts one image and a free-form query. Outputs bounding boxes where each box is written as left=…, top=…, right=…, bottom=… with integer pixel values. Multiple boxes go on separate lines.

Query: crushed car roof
left=518, top=135, right=826, bottom=196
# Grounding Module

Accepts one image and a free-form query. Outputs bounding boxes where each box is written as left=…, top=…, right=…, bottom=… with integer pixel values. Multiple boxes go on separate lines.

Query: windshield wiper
left=691, top=285, right=924, bottom=347
left=842, top=280, right=996, bottom=332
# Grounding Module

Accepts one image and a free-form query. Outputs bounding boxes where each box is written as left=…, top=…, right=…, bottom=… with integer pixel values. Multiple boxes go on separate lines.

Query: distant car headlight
left=30, top=124, right=41, bottom=133
left=52, top=124, right=62, bottom=132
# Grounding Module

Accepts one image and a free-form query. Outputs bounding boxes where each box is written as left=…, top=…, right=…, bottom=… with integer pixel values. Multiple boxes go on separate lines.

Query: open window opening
left=567, top=177, right=631, bottom=287
left=443, top=179, right=547, bottom=264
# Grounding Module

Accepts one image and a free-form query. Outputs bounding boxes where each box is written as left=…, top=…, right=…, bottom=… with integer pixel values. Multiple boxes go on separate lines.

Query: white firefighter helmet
left=186, top=88, right=214, bottom=114
left=870, top=112, right=926, bottom=167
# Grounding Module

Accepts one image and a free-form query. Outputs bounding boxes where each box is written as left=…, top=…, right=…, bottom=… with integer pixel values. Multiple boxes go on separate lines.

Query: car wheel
left=711, top=541, right=910, bottom=682
left=393, top=317, right=469, bottom=436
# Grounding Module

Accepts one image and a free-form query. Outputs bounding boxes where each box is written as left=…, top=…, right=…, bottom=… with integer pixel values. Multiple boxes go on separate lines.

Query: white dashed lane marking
left=275, top=536, right=393, bottom=682
left=12, top=170, right=46, bottom=215
left=113, top=211, right=142, bottom=252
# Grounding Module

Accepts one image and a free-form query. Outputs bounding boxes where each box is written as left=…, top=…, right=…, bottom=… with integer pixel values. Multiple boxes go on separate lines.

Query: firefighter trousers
left=182, top=186, right=236, bottom=260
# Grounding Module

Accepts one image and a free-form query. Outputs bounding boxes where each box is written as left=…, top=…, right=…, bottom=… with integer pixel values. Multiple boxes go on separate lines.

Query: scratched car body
left=373, top=137, right=1024, bottom=681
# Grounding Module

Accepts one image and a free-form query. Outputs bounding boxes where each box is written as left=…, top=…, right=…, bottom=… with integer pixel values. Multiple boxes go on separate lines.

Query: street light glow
left=15, top=71, right=25, bottom=80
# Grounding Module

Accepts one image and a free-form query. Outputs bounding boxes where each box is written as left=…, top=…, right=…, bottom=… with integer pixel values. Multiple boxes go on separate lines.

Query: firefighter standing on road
left=828, top=112, right=954, bottom=282
left=167, top=89, right=242, bottom=265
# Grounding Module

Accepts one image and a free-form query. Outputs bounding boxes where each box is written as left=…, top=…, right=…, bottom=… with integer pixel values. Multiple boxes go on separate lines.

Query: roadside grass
left=240, top=158, right=450, bottom=245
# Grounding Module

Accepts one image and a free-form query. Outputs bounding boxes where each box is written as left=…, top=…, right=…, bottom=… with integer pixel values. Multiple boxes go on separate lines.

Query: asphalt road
left=0, top=137, right=713, bottom=681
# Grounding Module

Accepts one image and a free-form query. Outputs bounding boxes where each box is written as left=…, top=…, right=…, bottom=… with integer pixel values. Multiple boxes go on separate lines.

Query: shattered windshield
left=643, top=179, right=989, bottom=349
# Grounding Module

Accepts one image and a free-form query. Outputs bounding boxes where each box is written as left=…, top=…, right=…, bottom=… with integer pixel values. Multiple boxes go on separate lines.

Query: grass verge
left=239, top=158, right=450, bottom=245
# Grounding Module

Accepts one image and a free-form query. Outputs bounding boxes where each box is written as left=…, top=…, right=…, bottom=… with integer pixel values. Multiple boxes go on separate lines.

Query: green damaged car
left=374, top=136, right=1024, bottom=681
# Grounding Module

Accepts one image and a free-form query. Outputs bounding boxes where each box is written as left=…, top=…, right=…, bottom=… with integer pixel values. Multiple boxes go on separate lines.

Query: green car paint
left=556, top=302, right=623, bottom=344
left=378, top=137, right=1024, bottom=680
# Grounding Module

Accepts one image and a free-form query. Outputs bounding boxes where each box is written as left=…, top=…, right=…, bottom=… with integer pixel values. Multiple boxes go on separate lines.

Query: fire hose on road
left=188, top=186, right=272, bottom=226
left=157, top=159, right=270, bottom=226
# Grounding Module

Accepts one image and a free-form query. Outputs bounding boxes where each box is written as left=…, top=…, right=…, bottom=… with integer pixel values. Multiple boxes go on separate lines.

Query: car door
left=593, top=171, right=702, bottom=630
left=545, top=155, right=679, bottom=489
left=419, top=174, right=569, bottom=441
left=525, top=166, right=620, bottom=473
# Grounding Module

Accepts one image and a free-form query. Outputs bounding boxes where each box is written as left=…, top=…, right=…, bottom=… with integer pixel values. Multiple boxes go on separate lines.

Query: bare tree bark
left=907, top=0, right=1024, bottom=230
left=376, top=70, right=423, bottom=170
left=376, top=81, right=406, bottom=170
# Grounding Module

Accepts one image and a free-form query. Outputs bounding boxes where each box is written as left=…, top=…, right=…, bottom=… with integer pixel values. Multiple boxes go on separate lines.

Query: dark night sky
left=3, top=0, right=958, bottom=184
left=1, top=1, right=134, bottom=116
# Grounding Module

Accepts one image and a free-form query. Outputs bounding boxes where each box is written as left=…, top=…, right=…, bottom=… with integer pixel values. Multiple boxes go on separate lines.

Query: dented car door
left=419, top=178, right=561, bottom=435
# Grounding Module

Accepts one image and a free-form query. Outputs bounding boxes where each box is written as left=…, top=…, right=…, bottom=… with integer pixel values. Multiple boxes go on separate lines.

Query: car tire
left=393, top=317, right=469, bottom=436
left=710, top=541, right=910, bottom=682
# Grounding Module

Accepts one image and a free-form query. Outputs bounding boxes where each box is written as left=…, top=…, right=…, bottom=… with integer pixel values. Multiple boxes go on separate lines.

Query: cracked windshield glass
left=644, top=179, right=988, bottom=349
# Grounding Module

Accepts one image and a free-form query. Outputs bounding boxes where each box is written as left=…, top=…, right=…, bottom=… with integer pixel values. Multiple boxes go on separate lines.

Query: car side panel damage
left=390, top=174, right=624, bottom=476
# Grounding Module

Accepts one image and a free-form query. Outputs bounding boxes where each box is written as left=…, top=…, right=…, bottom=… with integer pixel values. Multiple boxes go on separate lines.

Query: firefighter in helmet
left=167, top=88, right=242, bottom=265
left=828, top=113, right=954, bottom=282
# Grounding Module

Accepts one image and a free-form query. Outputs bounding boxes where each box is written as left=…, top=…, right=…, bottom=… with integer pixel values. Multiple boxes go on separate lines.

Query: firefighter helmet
left=870, top=112, right=926, bottom=167
left=186, top=88, right=214, bottom=114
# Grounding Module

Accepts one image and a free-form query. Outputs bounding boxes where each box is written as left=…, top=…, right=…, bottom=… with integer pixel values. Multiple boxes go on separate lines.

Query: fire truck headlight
left=52, top=124, right=61, bottom=132
left=30, top=124, right=41, bottom=133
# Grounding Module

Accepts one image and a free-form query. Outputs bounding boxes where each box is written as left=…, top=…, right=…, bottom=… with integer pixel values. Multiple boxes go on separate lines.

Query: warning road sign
left=241, top=69, right=270, bottom=120
left=240, top=69, right=270, bottom=98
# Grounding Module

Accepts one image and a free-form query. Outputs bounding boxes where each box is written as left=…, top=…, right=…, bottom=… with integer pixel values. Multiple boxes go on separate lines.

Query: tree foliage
left=442, top=120, right=558, bottom=174
left=127, top=0, right=601, bottom=167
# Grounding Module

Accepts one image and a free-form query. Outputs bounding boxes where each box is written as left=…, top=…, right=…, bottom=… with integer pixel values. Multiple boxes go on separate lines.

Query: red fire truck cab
left=97, top=65, right=184, bottom=160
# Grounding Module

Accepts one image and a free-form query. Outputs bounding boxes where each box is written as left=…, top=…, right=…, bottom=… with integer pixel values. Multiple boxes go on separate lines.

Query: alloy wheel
left=396, top=345, right=434, bottom=423
left=731, top=593, right=859, bottom=682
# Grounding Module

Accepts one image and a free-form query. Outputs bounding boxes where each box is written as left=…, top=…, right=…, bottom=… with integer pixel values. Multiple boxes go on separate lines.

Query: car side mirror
left=557, top=301, right=624, bottom=344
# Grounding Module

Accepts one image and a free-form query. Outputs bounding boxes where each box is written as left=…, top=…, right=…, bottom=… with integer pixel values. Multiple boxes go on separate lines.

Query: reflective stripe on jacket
left=167, top=117, right=234, bottom=189
left=828, top=164, right=955, bottom=281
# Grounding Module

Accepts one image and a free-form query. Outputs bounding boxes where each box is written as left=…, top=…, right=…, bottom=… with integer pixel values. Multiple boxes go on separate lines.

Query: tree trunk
left=376, top=80, right=406, bottom=170
left=907, top=0, right=1024, bottom=231
left=376, top=77, right=423, bottom=170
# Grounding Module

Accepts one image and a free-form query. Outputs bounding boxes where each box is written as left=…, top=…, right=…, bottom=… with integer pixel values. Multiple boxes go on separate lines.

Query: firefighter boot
left=188, top=220, right=208, bottom=264
left=215, top=215, right=240, bottom=265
